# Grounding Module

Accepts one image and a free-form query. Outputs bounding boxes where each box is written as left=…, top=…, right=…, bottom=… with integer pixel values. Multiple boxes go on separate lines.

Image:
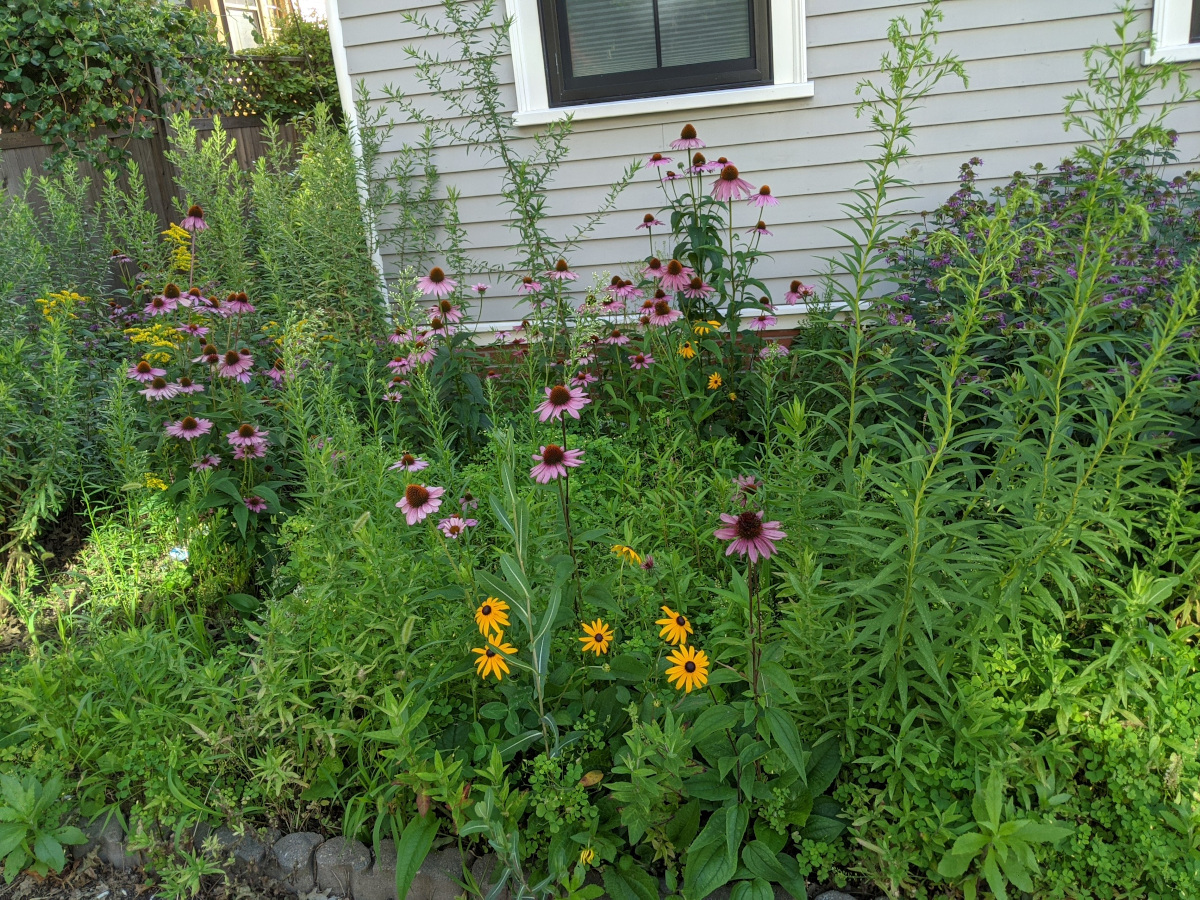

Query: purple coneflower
left=683, top=276, right=714, bottom=300
left=535, top=384, right=591, bottom=421
left=659, top=259, right=694, bottom=293
left=517, top=276, right=543, bottom=294
left=165, top=416, right=213, bottom=441
left=637, top=213, right=664, bottom=230
left=648, top=299, right=682, bottom=327
left=128, top=360, right=165, bottom=383
left=265, top=360, right=286, bottom=386
left=427, top=315, right=453, bottom=338
left=603, top=328, right=630, bottom=346
left=192, top=455, right=222, bottom=471
left=670, top=123, right=705, bottom=151
left=407, top=340, right=436, bottom=367
left=643, top=258, right=666, bottom=279
left=111, top=250, right=135, bottom=265
left=571, top=370, right=598, bottom=387
left=747, top=313, right=777, bottom=331
left=194, top=343, right=221, bottom=366
left=748, top=220, right=773, bottom=237
left=174, top=376, right=205, bottom=395
left=750, top=185, right=779, bottom=208
left=472, top=283, right=490, bottom=295
left=646, top=152, right=673, bottom=168
left=437, top=516, right=478, bottom=539
left=711, top=165, right=756, bottom=202
left=227, top=423, right=269, bottom=455
left=140, top=377, right=180, bottom=401
left=628, top=352, right=655, bottom=370
left=244, top=496, right=268, bottom=513
left=714, top=510, right=785, bottom=562
left=145, top=294, right=177, bottom=316
left=226, top=291, right=255, bottom=315
left=432, top=298, right=465, bottom=324
left=759, top=343, right=789, bottom=362
left=388, top=326, right=411, bottom=345
left=530, top=444, right=584, bottom=483
left=217, top=349, right=254, bottom=382
left=180, top=205, right=208, bottom=233
left=234, top=443, right=266, bottom=460
left=397, top=483, right=444, bottom=525
left=387, top=356, right=412, bottom=373
left=383, top=390, right=405, bottom=402
left=389, top=453, right=429, bottom=472
left=599, top=298, right=626, bottom=314
left=460, top=491, right=479, bottom=511
left=178, top=323, right=209, bottom=338
left=784, top=280, right=813, bottom=303
left=545, top=259, right=578, bottom=281
left=418, top=267, right=457, bottom=298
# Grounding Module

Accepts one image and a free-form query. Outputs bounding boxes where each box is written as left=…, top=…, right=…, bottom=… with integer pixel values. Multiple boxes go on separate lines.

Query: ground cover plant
left=1, top=2, right=1199, bottom=899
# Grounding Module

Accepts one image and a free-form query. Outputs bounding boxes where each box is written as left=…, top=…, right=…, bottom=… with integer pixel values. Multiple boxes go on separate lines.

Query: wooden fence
left=0, top=59, right=304, bottom=228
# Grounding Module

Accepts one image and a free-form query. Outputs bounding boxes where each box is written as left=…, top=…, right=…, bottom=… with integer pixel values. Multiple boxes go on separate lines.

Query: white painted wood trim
left=1143, top=0, right=1199, bottom=64
left=504, top=0, right=812, bottom=127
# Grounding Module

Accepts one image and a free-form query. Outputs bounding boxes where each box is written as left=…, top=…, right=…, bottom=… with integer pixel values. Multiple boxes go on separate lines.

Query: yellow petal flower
left=655, top=605, right=693, bottom=646
left=677, top=342, right=696, bottom=360
left=579, top=619, right=614, bottom=656
left=611, top=544, right=642, bottom=566
left=707, top=373, right=723, bottom=390
left=474, top=597, right=510, bottom=635
left=471, top=630, right=516, bottom=681
left=665, top=645, right=709, bottom=693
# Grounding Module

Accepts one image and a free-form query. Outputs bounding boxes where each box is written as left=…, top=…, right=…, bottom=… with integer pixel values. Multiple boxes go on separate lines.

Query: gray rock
left=232, top=827, right=279, bottom=868
left=469, top=853, right=509, bottom=900
left=352, top=839, right=397, bottom=900
left=813, top=893, right=856, bottom=900
left=73, top=815, right=138, bottom=869
left=210, top=825, right=243, bottom=856
left=272, top=832, right=324, bottom=894
left=314, top=836, right=371, bottom=895
left=410, top=848, right=466, bottom=900
left=182, top=822, right=211, bottom=850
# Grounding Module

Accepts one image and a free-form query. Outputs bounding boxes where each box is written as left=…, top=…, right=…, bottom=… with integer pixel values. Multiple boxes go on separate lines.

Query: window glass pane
left=1191, top=0, right=1200, bottom=42
left=658, top=0, right=751, bottom=67
left=563, top=0, right=657, bottom=77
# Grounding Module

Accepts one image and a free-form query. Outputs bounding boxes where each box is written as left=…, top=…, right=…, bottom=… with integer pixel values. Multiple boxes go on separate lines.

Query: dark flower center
left=640, top=316, right=650, bottom=326
left=654, top=300, right=671, bottom=316
left=720, top=165, right=740, bottom=182
left=555, top=259, right=569, bottom=272
left=430, top=316, right=444, bottom=329
left=548, top=385, right=572, bottom=406
left=151, top=297, right=165, bottom=308
left=759, top=185, right=772, bottom=195
left=485, top=648, right=496, bottom=658
left=594, top=633, right=603, bottom=642
left=463, top=492, right=475, bottom=501
left=401, top=454, right=416, bottom=466
left=689, top=277, right=703, bottom=290
left=179, top=376, right=193, bottom=387
left=238, top=424, right=256, bottom=438
left=439, top=300, right=453, bottom=313
left=647, top=257, right=661, bottom=270
left=188, top=287, right=203, bottom=298
left=542, top=444, right=566, bottom=466
left=224, top=350, right=240, bottom=365
left=428, top=267, right=446, bottom=283
left=734, top=511, right=763, bottom=540
left=187, top=205, right=204, bottom=218
left=755, top=220, right=767, bottom=230
left=680, top=123, right=697, bottom=140
left=790, top=280, right=802, bottom=292
left=611, top=275, right=623, bottom=286
left=641, top=214, right=655, bottom=225
left=274, top=359, right=284, bottom=370
left=684, top=661, right=696, bottom=673
left=181, top=416, right=198, bottom=430
left=717, top=157, right=729, bottom=164
left=610, top=329, right=622, bottom=339
left=481, top=604, right=492, bottom=616
left=150, top=377, right=167, bottom=389
left=650, top=153, right=664, bottom=162
left=202, top=344, right=217, bottom=356
left=522, top=276, right=534, bottom=285
left=405, top=484, right=430, bottom=507
left=654, top=289, right=667, bottom=300
left=236, top=291, right=248, bottom=302
left=136, top=361, right=152, bottom=374
left=164, top=283, right=181, bottom=299
left=676, top=615, right=686, bottom=626
left=449, top=524, right=462, bottom=535
left=666, top=260, right=684, bottom=276
left=692, top=152, right=706, bottom=166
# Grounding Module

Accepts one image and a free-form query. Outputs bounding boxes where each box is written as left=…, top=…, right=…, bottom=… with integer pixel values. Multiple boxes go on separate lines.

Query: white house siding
left=334, top=0, right=1200, bottom=324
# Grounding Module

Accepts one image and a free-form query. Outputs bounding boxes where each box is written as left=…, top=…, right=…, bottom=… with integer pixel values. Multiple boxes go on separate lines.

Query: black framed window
left=538, top=0, right=771, bottom=107
left=1191, top=0, right=1200, bottom=42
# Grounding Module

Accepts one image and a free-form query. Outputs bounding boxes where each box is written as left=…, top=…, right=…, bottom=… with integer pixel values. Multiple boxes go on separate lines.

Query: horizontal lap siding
left=337, top=0, right=1200, bottom=323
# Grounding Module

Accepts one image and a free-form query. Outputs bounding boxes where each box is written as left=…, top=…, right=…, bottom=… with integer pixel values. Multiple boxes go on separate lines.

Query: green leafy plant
left=0, top=772, right=86, bottom=882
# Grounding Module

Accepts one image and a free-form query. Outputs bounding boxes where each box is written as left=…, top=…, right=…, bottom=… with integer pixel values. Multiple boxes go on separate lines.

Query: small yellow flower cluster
left=472, top=598, right=516, bottom=681
left=142, top=473, right=169, bottom=491
left=161, top=223, right=192, bottom=274
left=36, top=290, right=88, bottom=322
left=126, top=322, right=183, bottom=364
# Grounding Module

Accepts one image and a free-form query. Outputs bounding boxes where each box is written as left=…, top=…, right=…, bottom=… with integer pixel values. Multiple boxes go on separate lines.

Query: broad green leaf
left=394, top=811, right=440, bottom=900
left=760, top=708, right=807, bottom=782
left=730, top=878, right=773, bottom=900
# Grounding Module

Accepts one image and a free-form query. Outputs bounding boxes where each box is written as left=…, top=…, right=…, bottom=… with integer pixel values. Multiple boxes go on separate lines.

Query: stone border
left=70, top=816, right=877, bottom=900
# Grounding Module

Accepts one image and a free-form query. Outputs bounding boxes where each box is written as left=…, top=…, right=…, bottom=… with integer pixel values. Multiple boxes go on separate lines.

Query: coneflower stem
left=747, top=559, right=760, bottom=701
left=560, top=416, right=582, bottom=616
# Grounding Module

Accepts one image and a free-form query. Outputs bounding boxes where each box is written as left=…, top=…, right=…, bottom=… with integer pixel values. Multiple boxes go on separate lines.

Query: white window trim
left=1143, top=0, right=1200, bottom=64
left=505, top=0, right=813, bottom=127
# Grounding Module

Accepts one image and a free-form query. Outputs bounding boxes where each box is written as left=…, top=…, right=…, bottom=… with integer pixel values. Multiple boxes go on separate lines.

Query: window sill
left=1142, top=43, right=1200, bottom=64
left=511, top=81, right=815, bottom=127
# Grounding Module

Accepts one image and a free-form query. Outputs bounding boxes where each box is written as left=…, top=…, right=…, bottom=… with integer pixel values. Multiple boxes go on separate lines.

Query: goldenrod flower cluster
left=36, top=290, right=88, bottom=322
left=126, top=322, right=184, bottom=364
left=161, top=223, right=192, bottom=274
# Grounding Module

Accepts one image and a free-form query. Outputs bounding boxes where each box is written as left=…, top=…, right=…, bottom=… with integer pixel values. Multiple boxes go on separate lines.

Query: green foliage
left=0, top=0, right=227, bottom=169
left=0, top=772, right=86, bottom=882
left=237, top=14, right=341, bottom=122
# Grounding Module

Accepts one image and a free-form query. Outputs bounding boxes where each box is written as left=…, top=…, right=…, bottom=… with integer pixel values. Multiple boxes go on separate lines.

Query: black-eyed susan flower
left=579, top=848, right=596, bottom=866
left=677, top=342, right=696, bottom=360
left=656, top=606, right=693, bottom=646
left=707, top=372, right=723, bottom=390
left=694, top=319, right=721, bottom=336
left=472, top=631, right=517, bottom=681
left=579, top=619, right=614, bottom=656
left=475, top=598, right=510, bottom=635
left=665, top=645, right=709, bottom=692
left=612, top=544, right=642, bottom=566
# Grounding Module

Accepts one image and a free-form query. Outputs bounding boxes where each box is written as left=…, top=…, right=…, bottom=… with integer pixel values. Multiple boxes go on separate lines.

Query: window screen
left=540, top=0, right=770, bottom=106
